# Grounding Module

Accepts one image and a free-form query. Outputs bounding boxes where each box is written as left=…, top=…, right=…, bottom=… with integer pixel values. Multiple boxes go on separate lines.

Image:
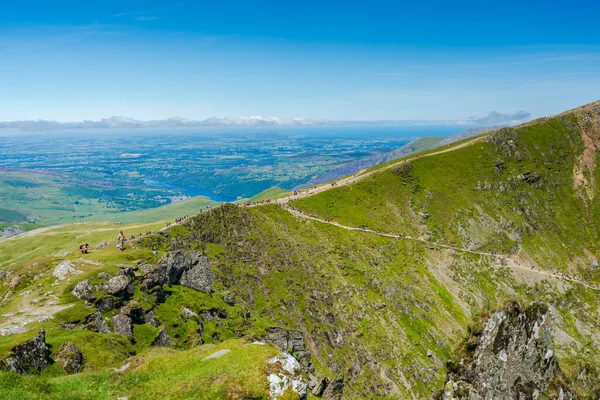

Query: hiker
left=79, top=243, right=90, bottom=254
left=117, top=231, right=125, bottom=252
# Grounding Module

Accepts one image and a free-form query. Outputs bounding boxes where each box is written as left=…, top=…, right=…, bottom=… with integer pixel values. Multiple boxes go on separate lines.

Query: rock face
left=263, top=327, right=306, bottom=353
left=267, top=353, right=308, bottom=399
left=152, top=326, right=174, bottom=347
left=442, top=302, right=558, bottom=400
left=55, top=342, right=83, bottom=374
left=180, top=253, right=213, bottom=293
left=72, top=279, right=96, bottom=302
left=322, top=376, right=344, bottom=400
left=0, top=330, right=52, bottom=374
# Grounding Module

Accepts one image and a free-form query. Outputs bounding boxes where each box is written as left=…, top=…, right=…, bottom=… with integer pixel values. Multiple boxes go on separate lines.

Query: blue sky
left=1, top=0, right=599, bottom=122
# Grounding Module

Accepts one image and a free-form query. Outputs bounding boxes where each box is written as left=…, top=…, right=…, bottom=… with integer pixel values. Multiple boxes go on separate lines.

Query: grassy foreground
left=0, top=339, right=280, bottom=400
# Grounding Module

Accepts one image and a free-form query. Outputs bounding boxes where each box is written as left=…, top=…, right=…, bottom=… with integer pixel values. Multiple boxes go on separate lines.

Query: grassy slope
left=1, top=103, right=600, bottom=398
left=0, top=339, right=280, bottom=400
left=387, top=136, right=444, bottom=161
left=0, top=170, right=217, bottom=231
left=247, top=187, right=289, bottom=202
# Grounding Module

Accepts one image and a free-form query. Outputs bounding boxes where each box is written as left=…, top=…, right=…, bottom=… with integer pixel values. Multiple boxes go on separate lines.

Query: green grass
left=0, top=339, right=280, bottom=400
left=246, top=187, right=289, bottom=202
left=2, top=103, right=600, bottom=398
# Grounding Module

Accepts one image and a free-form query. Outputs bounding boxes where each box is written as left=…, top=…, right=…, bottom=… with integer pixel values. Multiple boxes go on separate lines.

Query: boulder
left=267, top=353, right=308, bottom=399
left=84, top=312, right=111, bottom=334
left=72, top=280, right=96, bottom=302
left=0, top=330, right=52, bottom=374
left=180, top=254, right=213, bottom=293
left=55, top=342, right=83, bottom=374
left=139, top=266, right=167, bottom=293
left=223, top=291, right=236, bottom=306
left=120, top=301, right=145, bottom=324
left=442, top=302, right=558, bottom=399
left=95, top=241, right=110, bottom=250
left=157, top=251, right=189, bottom=284
left=144, top=310, right=160, bottom=327
left=53, top=261, right=76, bottom=280
left=95, top=296, right=123, bottom=313
left=97, top=272, right=112, bottom=281
left=112, top=314, right=133, bottom=338
left=152, top=326, right=174, bottom=347
left=5, top=274, right=24, bottom=289
left=102, top=275, right=132, bottom=297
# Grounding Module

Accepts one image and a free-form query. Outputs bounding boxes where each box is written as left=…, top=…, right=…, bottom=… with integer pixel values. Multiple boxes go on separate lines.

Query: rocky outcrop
left=139, top=251, right=212, bottom=294
left=53, top=261, right=77, bottom=280
left=441, top=302, right=559, bottom=400
left=112, top=314, right=133, bottom=338
left=0, top=330, right=51, bottom=374
left=267, top=353, right=308, bottom=399
left=120, top=301, right=145, bottom=324
left=72, top=279, right=96, bottom=302
left=55, top=342, right=83, bottom=374
left=322, top=376, right=344, bottom=400
left=263, top=327, right=306, bottom=353
left=101, top=275, right=133, bottom=297
left=84, top=312, right=111, bottom=334
left=95, top=296, right=123, bottom=313
left=152, top=326, right=174, bottom=347
left=180, top=253, right=213, bottom=293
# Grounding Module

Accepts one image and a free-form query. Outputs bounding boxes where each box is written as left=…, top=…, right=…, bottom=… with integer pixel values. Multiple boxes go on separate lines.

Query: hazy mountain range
left=0, top=110, right=530, bottom=131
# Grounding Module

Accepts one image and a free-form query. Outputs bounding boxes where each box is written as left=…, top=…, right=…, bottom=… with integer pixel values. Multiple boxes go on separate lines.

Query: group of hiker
left=243, top=199, right=274, bottom=207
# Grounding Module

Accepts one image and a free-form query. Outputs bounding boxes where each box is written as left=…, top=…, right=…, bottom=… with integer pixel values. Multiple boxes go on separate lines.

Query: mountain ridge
left=1, top=100, right=600, bottom=399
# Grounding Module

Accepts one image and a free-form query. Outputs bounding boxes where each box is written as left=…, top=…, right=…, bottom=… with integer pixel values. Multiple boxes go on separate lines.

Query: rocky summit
left=1, top=102, right=600, bottom=399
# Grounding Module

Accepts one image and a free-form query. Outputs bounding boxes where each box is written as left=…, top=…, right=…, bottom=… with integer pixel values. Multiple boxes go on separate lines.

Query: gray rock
left=263, top=327, right=306, bottom=353
left=95, top=241, right=111, bottom=250
left=55, top=342, right=83, bottom=374
left=53, top=261, right=76, bottom=280
left=95, top=296, right=123, bottom=313
left=0, top=270, right=6, bottom=281
left=223, top=292, right=236, bottom=306
left=120, top=301, right=145, bottom=324
left=180, top=307, right=199, bottom=322
left=72, top=279, right=96, bottom=302
left=308, top=374, right=328, bottom=396
left=97, top=272, right=112, bottom=281
left=158, top=251, right=189, bottom=284
left=180, top=254, right=213, bottom=293
left=144, top=310, right=160, bottom=327
left=102, top=275, right=132, bottom=296
left=442, top=302, right=558, bottom=399
left=0, top=330, right=51, bottom=374
left=152, top=326, right=174, bottom=347
left=84, top=312, right=111, bottom=334
left=139, top=265, right=167, bottom=292
left=322, top=376, right=344, bottom=400
left=112, top=314, right=133, bottom=338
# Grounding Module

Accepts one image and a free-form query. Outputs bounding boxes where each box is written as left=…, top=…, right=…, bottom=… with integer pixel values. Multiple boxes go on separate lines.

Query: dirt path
left=285, top=208, right=600, bottom=292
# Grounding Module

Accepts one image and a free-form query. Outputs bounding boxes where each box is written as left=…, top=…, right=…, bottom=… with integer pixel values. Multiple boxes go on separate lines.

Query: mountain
left=1, top=101, right=600, bottom=399
left=0, top=116, right=334, bottom=131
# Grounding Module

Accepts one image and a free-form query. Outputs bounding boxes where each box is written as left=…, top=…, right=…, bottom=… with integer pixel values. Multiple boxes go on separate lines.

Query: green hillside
left=1, top=101, right=600, bottom=399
